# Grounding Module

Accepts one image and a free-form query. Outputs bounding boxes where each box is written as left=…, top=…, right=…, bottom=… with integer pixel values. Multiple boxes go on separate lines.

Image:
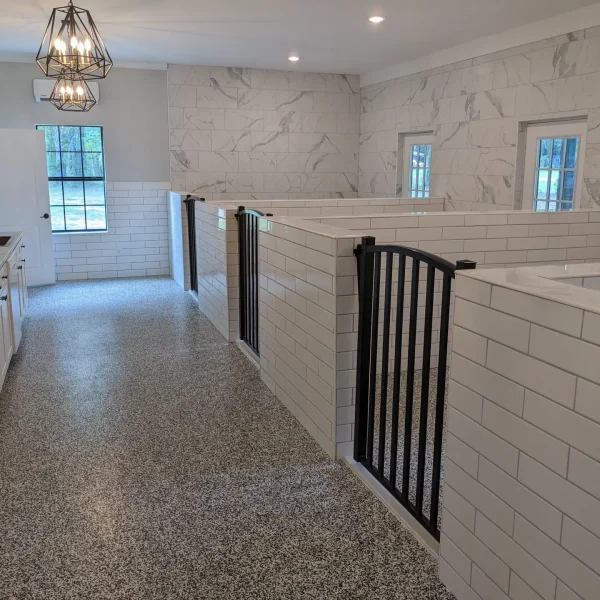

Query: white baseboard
left=343, top=457, right=440, bottom=558
left=236, top=339, right=260, bottom=370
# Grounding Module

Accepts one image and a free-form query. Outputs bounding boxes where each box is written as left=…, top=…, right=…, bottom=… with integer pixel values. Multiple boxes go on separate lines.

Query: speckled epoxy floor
left=0, top=277, right=453, bottom=600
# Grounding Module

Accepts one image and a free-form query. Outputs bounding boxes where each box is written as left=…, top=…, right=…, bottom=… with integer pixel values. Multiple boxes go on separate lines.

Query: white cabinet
left=0, top=264, right=13, bottom=389
left=9, top=242, right=28, bottom=351
left=0, top=236, right=28, bottom=392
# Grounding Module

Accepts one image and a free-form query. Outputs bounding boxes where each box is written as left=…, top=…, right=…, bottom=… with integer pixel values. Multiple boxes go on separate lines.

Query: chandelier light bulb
left=71, top=36, right=78, bottom=48
left=84, top=39, right=91, bottom=51
left=369, top=16, right=385, bottom=23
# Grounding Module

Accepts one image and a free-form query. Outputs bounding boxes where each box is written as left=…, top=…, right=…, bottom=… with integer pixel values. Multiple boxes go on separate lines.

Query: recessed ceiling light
left=288, top=55, right=300, bottom=62
left=369, top=16, right=385, bottom=23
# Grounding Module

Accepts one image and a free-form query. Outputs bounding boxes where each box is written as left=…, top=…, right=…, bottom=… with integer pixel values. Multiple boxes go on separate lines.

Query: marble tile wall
left=442, top=268, right=600, bottom=600
left=52, top=181, right=171, bottom=281
left=360, top=26, right=600, bottom=210
left=167, top=66, right=360, bottom=201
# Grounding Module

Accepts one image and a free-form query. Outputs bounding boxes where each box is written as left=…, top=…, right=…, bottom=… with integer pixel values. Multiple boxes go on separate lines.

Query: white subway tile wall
left=194, top=202, right=233, bottom=340
left=257, top=219, right=356, bottom=458
left=52, top=182, right=171, bottom=281
left=441, top=269, right=600, bottom=600
left=239, top=207, right=600, bottom=458
left=318, top=207, right=600, bottom=456
left=188, top=196, right=445, bottom=340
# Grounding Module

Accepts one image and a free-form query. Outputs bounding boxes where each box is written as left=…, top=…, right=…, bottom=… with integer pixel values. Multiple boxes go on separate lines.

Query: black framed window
left=36, top=125, right=107, bottom=232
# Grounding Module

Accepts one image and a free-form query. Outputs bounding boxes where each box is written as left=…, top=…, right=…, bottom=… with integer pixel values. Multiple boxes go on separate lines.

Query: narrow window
left=523, top=122, right=587, bottom=212
left=36, top=125, right=107, bottom=232
left=402, top=134, right=433, bottom=198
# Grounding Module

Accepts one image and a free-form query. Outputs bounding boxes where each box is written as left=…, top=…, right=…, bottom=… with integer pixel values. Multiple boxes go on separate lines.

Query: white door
left=0, top=129, right=55, bottom=285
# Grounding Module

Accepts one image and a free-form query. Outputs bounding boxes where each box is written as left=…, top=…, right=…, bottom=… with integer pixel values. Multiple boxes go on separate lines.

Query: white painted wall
left=0, top=63, right=170, bottom=182
left=0, top=63, right=171, bottom=281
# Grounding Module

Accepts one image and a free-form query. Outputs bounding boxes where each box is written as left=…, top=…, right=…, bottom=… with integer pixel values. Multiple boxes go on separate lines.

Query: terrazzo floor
left=0, top=277, right=454, bottom=600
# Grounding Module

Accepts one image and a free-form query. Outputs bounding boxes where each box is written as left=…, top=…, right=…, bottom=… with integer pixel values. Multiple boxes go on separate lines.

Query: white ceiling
left=1, top=0, right=598, bottom=75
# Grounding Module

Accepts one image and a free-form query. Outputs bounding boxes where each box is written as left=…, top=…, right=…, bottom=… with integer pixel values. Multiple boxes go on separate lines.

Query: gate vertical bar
left=377, top=252, right=393, bottom=477
left=366, top=251, right=381, bottom=466
left=353, top=236, right=376, bottom=463
left=401, top=258, right=420, bottom=499
left=238, top=206, right=246, bottom=344
left=249, top=213, right=255, bottom=351
left=389, top=255, right=406, bottom=489
left=253, top=214, right=259, bottom=352
left=415, top=264, right=435, bottom=517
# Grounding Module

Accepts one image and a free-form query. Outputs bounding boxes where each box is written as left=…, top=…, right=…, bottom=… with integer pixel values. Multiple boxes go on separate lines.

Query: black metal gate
left=237, top=206, right=269, bottom=355
left=354, top=236, right=475, bottom=541
left=183, top=195, right=201, bottom=294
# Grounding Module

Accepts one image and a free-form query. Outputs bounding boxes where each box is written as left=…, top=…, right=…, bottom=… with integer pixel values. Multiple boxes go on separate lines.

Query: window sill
left=52, top=230, right=108, bottom=235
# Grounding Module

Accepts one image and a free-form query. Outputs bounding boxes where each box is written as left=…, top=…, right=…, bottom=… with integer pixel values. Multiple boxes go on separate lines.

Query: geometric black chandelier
left=49, top=69, right=97, bottom=112
left=36, top=0, right=113, bottom=82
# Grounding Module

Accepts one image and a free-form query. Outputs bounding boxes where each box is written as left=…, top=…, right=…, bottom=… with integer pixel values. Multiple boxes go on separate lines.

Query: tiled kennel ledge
left=307, top=208, right=600, bottom=264
left=179, top=196, right=444, bottom=338
left=53, top=182, right=171, bottom=281
left=440, top=263, right=600, bottom=600
left=211, top=195, right=445, bottom=216
left=326, top=207, right=600, bottom=458
left=169, top=195, right=444, bottom=293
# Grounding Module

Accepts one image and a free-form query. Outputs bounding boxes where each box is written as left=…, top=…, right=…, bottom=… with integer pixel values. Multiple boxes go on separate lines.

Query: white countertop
left=461, top=263, right=600, bottom=315
left=0, top=232, right=24, bottom=270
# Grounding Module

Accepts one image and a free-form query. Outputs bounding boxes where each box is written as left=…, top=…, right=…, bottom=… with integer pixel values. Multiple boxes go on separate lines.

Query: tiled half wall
left=183, top=196, right=445, bottom=339
left=441, top=265, right=600, bottom=600
left=52, top=182, right=171, bottom=281
left=255, top=208, right=600, bottom=459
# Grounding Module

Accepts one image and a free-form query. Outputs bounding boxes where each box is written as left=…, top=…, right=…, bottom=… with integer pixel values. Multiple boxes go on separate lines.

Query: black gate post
left=183, top=195, right=204, bottom=293
left=236, top=206, right=266, bottom=356
left=353, top=236, right=376, bottom=462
